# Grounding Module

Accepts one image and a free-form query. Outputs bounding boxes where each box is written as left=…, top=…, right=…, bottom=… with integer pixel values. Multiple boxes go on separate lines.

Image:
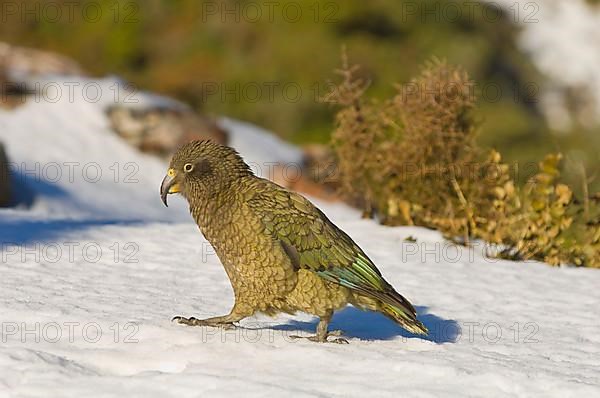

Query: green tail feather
left=380, top=302, right=428, bottom=335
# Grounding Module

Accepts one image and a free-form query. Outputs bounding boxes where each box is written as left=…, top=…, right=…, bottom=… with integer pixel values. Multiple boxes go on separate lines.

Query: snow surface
left=1, top=78, right=600, bottom=397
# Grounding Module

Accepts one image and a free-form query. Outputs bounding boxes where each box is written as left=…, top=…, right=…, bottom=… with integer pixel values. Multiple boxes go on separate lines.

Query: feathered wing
left=246, top=181, right=428, bottom=335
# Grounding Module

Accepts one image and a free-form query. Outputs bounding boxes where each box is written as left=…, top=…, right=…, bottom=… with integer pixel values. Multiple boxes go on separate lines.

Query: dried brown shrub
left=329, top=58, right=599, bottom=268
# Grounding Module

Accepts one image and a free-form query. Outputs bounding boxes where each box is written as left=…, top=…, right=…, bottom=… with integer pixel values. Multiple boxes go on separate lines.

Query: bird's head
left=160, top=140, right=252, bottom=207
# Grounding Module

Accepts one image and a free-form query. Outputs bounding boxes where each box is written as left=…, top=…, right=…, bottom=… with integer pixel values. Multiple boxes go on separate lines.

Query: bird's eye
left=183, top=163, right=194, bottom=173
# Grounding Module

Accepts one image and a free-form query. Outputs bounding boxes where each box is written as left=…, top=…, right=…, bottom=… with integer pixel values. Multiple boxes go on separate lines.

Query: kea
left=160, top=140, right=427, bottom=343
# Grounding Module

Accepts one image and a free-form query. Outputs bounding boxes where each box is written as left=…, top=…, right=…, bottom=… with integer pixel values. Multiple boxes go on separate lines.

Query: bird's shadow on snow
left=270, top=306, right=459, bottom=343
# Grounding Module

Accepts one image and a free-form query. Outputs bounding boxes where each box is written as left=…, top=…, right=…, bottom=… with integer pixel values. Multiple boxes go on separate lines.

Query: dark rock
left=269, top=144, right=341, bottom=202
left=106, top=106, right=228, bottom=158
left=0, top=41, right=84, bottom=109
left=0, top=142, right=11, bottom=207
left=0, top=41, right=84, bottom=77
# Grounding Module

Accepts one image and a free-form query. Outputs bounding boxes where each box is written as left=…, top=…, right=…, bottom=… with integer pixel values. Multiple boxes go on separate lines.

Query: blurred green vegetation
left=1, top=0, right=597, bottom=189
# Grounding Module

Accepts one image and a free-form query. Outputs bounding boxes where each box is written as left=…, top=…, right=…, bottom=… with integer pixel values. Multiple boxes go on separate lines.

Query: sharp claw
left=172, top=316, right=200, bottom=326
left=332, top=337, right=349, bottom=344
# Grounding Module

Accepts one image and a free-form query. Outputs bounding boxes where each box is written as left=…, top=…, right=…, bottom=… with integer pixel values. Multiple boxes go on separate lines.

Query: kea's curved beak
left=160, top=168, right=181, bottom=207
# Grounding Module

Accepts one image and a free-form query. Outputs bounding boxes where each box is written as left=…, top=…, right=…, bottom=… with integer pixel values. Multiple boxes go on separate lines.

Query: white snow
left=1, top=78, right=600, bottom=397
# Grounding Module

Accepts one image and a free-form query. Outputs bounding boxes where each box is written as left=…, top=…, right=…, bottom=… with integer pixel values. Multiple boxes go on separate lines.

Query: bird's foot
left=290, top=329, right=349, bottom=344
left=172, top=316, right=236, bottom=330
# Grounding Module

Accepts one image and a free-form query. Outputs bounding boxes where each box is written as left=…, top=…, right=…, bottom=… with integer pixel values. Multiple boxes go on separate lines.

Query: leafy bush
left=329, top=58, right=599, bottom=267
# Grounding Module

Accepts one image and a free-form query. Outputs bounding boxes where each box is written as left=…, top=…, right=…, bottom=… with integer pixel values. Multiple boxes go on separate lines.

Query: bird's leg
left=291, top=311, right=349, bottom=344
left=173, top=303, right=252, bottom=329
